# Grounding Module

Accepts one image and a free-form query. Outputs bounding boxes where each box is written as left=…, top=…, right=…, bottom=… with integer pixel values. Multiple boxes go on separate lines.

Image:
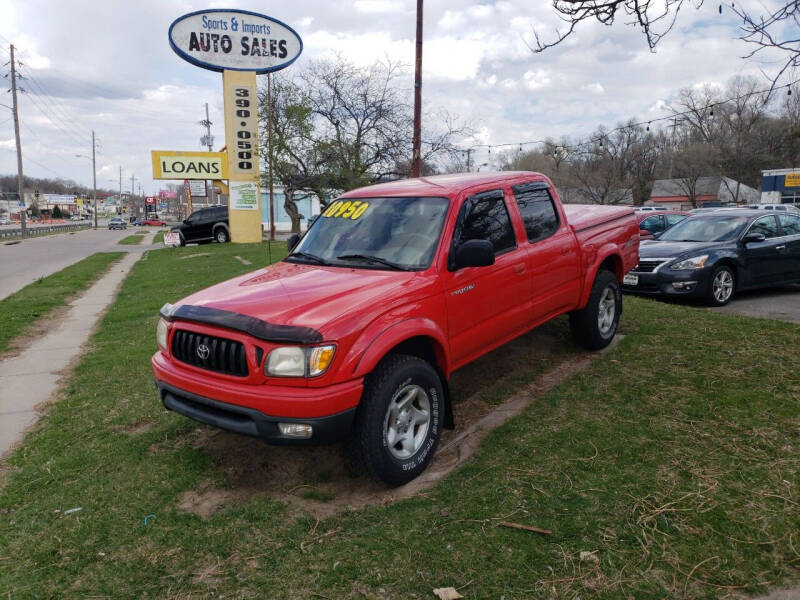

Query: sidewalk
left=0, top=250, right=141, bottom=457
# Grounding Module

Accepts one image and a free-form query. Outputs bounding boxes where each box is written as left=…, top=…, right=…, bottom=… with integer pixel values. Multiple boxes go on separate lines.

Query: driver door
left=443, top=189, right=531, bottom=367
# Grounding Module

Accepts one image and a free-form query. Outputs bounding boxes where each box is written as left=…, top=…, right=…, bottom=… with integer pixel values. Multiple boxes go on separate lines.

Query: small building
left=760, top=168, right=800, bottom=205
left=647, top=177, right=760, bottom=210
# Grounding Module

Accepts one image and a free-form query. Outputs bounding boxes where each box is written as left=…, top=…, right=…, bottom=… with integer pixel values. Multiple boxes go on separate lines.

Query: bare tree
left=671, top=143, right=717, bottom=207
left=533, top=0, right=799, bottom=86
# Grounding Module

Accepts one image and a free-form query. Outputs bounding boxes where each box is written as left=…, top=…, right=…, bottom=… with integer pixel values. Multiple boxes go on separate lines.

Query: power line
left=461, top=79, right=799, bottom=156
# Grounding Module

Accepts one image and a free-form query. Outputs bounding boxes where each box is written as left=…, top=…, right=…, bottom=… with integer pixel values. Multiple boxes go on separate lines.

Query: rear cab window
left=511, top=182, right=560, bottom=242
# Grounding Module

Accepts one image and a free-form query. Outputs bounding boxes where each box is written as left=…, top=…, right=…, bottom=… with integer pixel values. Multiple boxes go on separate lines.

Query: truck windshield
left=288, top=196, right=450, bottom=270
left=658, top=215, right=750, bottom=242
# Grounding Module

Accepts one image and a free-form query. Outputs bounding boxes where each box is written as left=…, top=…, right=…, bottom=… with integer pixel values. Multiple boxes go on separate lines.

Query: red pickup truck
left=152, top=172, right=638, bottom=485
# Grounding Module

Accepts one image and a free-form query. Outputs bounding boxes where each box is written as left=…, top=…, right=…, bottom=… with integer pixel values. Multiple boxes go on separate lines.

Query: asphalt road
left=715, top=284, right=800, bottom=325
left=0, top=226, right=159, bottom=300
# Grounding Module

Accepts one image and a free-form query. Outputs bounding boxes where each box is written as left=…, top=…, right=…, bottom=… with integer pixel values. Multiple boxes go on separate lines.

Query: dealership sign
left=151, top=150, right=229, bottom=180
left=168, top=9, right=303, bottom=73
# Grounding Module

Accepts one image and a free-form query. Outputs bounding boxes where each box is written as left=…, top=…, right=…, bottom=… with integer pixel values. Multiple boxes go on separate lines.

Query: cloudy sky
left=0, top=0, right=790, bottom=194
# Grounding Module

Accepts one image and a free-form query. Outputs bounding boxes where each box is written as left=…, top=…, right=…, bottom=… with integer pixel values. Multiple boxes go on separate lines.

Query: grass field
left=152, top=230, right=167, bottom=244
left=0, top=243, right=797, bottom=598
left=0, top=252, right=124, bottom=355
left=118, top=234, right=145, bottom=245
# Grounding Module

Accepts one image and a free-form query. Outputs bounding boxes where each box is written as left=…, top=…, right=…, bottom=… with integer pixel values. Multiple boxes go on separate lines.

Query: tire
left=706, top=264, right=735, bottom=306
left=569, top=269, right=621, bottom=350
left=348, top=354, right=444, bottom=487
left=177, top=232, right=186, bottom=247
left=214, top=227, right=229, bottom=243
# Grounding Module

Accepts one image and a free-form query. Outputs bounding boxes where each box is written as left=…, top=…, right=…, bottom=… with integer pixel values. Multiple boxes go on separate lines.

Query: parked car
left=637, top=211, right=690, bottom=240
left=108, top=217, right=127, bottom=230
left=634, top=206, right=667, bottom=212
left=622, top=210, right=800, bottom=306
left=170, top=205, right=229, bottom=244
left=141, top=217, right=167, bottom=226
left=0, top=216, right=9, bottom=225
left=750, top=204, right=800, bottom=213
left=152, top=172, right=640, bottom=486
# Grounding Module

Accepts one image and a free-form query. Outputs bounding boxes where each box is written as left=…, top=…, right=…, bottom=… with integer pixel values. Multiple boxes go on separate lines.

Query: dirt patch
left=115, top=417, right=155, bottom=435
left=749, top=587, right=800, bottom=600
left=179, top=253, right=211, bottom=260
left=177, top=320, right=620, bottom=520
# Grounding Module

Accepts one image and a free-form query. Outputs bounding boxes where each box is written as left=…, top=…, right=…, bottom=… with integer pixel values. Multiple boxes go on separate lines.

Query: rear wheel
left=214, top=227, right=230, bottom=243
left=706, top=265, right=735, bottom=306
left=569, top=269, right=621, bottom=350
left=348, top=354, right=444, bottom=487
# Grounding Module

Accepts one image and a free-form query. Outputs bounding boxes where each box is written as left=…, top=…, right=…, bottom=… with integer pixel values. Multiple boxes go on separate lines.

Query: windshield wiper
left=287, top=251, right=329, bottom=265
left=337, top=254, right=409, bottom=271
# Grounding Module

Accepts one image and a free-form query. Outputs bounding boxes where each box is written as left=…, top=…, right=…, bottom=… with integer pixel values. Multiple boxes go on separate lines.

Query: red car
left=637, top=211, right=690, bottom=240
left=152, top=172, right=639, bottom=485
left=141, top=218, right=167, bottom=226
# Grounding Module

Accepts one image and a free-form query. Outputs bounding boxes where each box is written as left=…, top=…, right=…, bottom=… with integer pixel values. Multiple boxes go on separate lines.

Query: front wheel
left=706, top=265, right=735, bottom=306
left=569, top=269, right=621, bottom=350
left=348, top=354, right=444, bottom=487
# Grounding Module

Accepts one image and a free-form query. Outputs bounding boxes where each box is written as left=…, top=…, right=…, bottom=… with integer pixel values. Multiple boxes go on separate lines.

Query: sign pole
left=268, top=72, right=275, bottom=241
left=223, top=69, right=262, bottom=243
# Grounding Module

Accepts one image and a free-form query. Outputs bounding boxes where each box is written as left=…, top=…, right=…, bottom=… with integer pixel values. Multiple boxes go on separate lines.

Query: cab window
left=512, top=183, right=559, bottom=243
left=453, top=189, right=516, bottom=255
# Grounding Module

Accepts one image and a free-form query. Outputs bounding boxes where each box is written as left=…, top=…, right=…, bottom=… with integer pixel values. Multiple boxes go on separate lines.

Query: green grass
left=152, top=230, right=167, bottom=244
left=118, top=234, right=145, bottom=245
left=0, top=245, right=798, bottom=598
left=0, top=252, right=124, bottom=354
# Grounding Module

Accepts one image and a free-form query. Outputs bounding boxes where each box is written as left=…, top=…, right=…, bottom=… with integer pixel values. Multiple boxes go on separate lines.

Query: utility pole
left=119, top=165, right=122, bottom=213
left=9, top=45, right=26, bottom=237
left=267, top=72, right=275, bottom=240
left=411, top=0, right=423, bottom=178
left=201, top=102, right=216, bottom=205
left=92, top=130, right=97, bottom=229
left=130, top=174, right=137, bottom=218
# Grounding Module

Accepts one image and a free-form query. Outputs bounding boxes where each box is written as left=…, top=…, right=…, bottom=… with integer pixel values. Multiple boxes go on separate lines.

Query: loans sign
left=168, top=9, right=303, bottom=73
left=151, top=150, right=228, bottom=180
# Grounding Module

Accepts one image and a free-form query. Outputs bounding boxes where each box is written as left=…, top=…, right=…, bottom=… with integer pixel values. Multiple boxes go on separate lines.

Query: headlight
left=156, top=318, right=169, bottom=351
left=670, top=255, right=709, bottom=270
left=266, top=345, right=336, bottom=377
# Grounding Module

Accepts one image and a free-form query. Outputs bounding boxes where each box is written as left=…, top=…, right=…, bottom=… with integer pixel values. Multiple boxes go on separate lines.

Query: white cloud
left=0, top=0, right=787, bottom=190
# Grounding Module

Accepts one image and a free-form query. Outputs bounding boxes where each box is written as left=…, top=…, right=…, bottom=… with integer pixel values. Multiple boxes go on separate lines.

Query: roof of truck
left=340, top=171, right=547, bottom=198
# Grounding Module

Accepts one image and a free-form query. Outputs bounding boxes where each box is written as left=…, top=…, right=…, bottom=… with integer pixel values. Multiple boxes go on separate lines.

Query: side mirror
left=453, top=239, right=495, bottom=270
left=742, top=232, right=765, bottom=245
left=287, top=233, right=301, bottom=251
left=639, top=229, right=652, bottom=237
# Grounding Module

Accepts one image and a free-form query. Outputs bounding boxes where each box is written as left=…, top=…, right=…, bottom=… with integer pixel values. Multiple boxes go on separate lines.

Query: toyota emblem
left=196, top=344, right=210, bottom=360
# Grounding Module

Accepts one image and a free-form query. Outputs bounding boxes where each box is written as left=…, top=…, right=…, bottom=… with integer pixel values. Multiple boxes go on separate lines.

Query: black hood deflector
left=160, top=304, right=323, bottom=345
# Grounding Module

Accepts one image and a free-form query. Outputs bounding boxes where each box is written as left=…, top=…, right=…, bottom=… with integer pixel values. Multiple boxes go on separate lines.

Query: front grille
left=633, top=259, right=666, bottom=273
left=171, top=329, right=249, bottom=377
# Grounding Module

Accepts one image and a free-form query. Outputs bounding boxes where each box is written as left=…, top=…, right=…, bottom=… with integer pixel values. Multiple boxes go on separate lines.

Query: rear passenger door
left=444, top=189, right=531, bottom=366
left=511, top=182, right=581, bottom=323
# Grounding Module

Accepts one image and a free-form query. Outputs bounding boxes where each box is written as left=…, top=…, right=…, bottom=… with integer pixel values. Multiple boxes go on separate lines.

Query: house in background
left=646, top=177, right=760, bottom=210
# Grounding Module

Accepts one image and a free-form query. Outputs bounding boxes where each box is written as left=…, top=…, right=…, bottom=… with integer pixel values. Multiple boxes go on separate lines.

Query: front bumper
left=622, top=265, right=712, bottom=298
left=157, top=382, right=356, bottom=444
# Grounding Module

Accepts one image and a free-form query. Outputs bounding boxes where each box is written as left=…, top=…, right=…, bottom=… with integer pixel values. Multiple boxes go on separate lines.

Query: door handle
left=513, top=263, right=525, bottom=274
left=776, top=245, right=786, bottom=251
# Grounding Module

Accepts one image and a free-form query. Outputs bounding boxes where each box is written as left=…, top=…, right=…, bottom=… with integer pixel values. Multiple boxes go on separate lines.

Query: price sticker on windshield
left=322, top=199, right=370, bottom=220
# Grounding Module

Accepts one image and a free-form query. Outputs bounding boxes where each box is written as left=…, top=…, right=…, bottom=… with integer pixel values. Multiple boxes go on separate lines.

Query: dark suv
left=171, top=205, right=230, bottom=245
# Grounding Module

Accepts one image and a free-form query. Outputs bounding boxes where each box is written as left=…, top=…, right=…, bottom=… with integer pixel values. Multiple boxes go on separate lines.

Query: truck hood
left=174, top=261, right=421, bottom=335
